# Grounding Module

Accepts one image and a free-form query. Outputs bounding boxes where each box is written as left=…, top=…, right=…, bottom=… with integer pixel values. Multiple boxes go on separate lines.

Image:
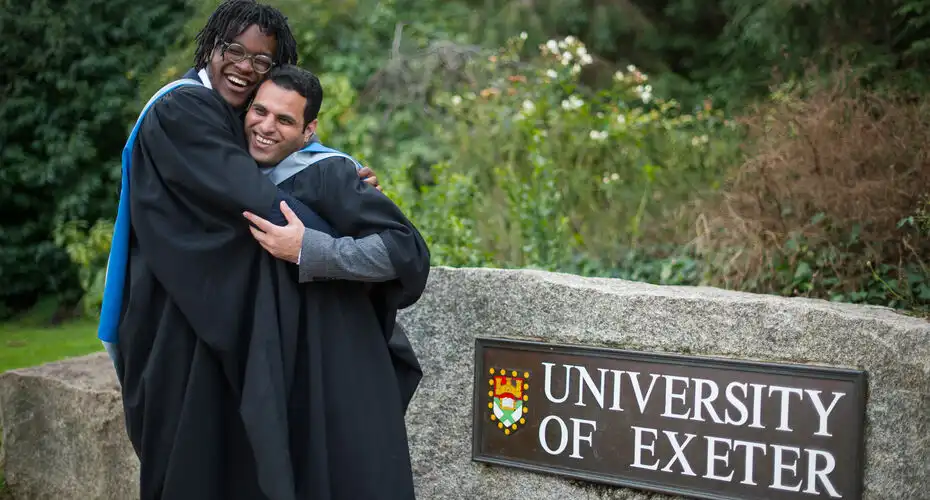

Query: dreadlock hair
left=192, top=0, right=298, bottom=70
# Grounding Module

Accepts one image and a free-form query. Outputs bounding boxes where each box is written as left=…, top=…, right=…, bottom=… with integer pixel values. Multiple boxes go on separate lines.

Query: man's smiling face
left=244, top=79, right=316, bottom=166
left=208, top=24, right=276, bottom=109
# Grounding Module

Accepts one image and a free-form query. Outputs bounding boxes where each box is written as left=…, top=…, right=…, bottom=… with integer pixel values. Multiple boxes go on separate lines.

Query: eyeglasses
left=220, top=42, right=274, bottom=74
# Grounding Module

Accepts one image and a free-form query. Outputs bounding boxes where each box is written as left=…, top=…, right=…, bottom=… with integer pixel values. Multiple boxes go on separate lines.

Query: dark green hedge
left=0, top=1, right=191, bottom=317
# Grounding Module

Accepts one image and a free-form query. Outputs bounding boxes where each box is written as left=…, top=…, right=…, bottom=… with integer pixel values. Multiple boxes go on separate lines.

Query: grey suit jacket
left=298, top=229, right=396, bottom=282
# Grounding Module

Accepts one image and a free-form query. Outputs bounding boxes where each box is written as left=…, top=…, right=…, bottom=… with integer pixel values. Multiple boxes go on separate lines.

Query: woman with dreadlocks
left=99, top=1, right=415, bottom=499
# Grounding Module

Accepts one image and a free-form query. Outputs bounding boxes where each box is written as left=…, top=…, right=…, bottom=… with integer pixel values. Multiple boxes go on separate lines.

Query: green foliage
left=390, top=162, right=497, bottom=268
left=0, top=0, right=192, bottom=317
left=393, top=35, right=741, bottom=273
left=440, top=0, right=930, bottom=108
left=10, top=0, right=929, bottom=317
left=53, top=220, right=114, bottom=317
left=896, top=0, right=930, bottom=60
left=727, top=215, right=929, bottom=313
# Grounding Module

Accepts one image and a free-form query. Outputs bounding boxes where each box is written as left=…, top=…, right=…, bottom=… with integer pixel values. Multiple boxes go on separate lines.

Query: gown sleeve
left=288, top=157, right=431, bottom=309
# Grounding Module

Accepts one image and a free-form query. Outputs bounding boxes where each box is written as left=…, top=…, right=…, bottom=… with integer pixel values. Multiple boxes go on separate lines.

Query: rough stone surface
left=399, top=267, right=930, bottom=500
left=1, top=267, right=928, bottom=499
left=0, top=353, right=138, bottom=500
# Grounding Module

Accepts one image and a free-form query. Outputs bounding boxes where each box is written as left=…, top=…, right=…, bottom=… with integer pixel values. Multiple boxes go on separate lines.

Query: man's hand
left=243, top=201, right=305, bottom=264
left=358, top=166, right=382, bottom=192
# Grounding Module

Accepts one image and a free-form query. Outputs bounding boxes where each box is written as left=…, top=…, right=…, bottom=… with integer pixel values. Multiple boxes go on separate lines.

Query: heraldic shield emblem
left=487, top=368, right=530, bottom=435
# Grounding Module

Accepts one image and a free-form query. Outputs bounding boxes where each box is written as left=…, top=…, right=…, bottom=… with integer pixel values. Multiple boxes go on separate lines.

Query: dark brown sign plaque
left=472, top=338, right=867, bottom=500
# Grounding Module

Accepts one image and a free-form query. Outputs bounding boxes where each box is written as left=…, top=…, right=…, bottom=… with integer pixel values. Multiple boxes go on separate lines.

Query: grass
left=0, top=298, right=102, bottom=374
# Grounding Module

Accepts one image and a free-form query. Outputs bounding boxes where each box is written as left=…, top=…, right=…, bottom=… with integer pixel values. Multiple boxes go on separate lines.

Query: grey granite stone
left=0, top=353, right=138, bottom=500
left=1, top=267, right=927, bottom=499
left=399, top=267, right=930, bottom=500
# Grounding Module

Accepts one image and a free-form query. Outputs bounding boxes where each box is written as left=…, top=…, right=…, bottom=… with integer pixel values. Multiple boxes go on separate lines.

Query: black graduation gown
left=115, top=83, right=429, bottom=500
left=275, top=156, right=430, bottom=500
left=276, top=143, right=424, bottom=415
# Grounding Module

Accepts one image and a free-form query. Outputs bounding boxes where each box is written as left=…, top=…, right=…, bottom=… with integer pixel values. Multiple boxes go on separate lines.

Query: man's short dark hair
left=193, top=0, right=298, bottom=70
left=266, top=65, right=323, bottom=128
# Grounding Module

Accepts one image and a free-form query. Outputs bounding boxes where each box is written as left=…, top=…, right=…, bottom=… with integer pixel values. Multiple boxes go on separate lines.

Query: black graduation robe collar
left=182, top=67, right=208, bottom=85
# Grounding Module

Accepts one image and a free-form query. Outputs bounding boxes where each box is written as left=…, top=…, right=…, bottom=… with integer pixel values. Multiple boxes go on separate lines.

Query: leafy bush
left=48, top=0, right=930, bottom=317
left=696, top=71, right=930, bottom=311
left=0, top=0, right=191, bottom=317
left=53, top=220, right=114, bottom=318
left=392, top=35, right=741, bottom=272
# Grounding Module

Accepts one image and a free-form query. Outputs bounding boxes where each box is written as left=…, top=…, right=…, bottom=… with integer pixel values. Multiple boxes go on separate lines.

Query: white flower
left=589, top=130, right=608, bottom=141
left=561, top=95, right=584, bottom=111
left=635, top=84, right=653, bottom=103
left=627, top=64, right=637, bottom=73
left=613, top=71, right=624, bottom=81
left=610, top=173, right=619, bottom=180
left=561, top=52, right=573, bottom=65
left=520, top=31, right=528, bottom=40
left=546, top=40, right=559, bottom=54
left=571, top=64, right=581, bottom=75
left=451, top=95, right=462, bottom=106
left=522, top=100, right=536, bottom=112
left=546, top=69, right=558, bottom=79
left=577, top=46, right=593, bottom=66
left=565, top=36, right=576, bottom=45
left=616, top=114, right=626, bottom=124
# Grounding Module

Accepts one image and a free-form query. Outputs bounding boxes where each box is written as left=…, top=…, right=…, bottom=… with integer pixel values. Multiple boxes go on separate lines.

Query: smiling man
left=239, top=65, right=429, bottom=499
left=242, top=66, right=426, bottom=418
left=246, top=72, right=314, bottom=165
left=229, top=36, right=424, bottom=421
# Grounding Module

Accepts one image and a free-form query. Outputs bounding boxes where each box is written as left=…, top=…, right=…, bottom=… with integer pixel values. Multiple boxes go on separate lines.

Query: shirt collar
left=197, top=68, right=213, bottom=89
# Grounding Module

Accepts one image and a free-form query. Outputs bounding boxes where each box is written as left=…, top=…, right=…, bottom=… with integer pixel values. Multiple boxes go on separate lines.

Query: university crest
left=487, top=368, right=530, bottom=435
